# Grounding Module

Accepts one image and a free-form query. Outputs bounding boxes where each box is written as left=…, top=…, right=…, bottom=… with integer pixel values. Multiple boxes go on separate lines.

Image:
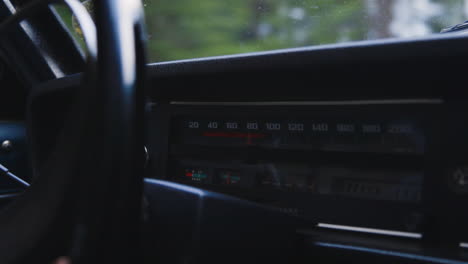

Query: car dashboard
left=24, top=34, right=468, bottom=263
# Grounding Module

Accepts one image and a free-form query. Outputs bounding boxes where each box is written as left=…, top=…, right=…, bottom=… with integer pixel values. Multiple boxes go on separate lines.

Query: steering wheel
left=0, top=0, right=147, bottom=263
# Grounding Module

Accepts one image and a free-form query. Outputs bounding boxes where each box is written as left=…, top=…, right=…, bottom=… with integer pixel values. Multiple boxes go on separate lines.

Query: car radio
left=148, top=100, right=464, bottom=236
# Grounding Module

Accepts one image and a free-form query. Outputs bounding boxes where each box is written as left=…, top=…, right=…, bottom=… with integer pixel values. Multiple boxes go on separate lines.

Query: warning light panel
left=184, top=168, right=208, bottom=183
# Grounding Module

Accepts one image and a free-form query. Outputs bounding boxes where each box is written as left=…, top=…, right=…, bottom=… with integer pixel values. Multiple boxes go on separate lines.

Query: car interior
left=0, top=0, right=467, bottom=263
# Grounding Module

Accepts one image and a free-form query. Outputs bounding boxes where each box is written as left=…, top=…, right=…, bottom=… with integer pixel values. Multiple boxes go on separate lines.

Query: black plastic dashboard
left=31, top=34, right=468, bottom=263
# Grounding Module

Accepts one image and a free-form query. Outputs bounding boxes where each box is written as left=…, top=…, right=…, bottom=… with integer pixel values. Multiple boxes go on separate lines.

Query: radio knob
left=448, top=167, right=468, bottom=194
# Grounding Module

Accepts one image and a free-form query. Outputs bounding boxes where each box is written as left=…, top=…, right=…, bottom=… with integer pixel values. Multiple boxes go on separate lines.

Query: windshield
left=58, top=0, right=468, bottom=62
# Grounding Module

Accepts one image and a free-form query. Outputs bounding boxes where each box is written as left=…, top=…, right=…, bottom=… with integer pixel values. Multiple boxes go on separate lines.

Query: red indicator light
left=185, top=172, right=193, bottom=177
left=219, top=172, right=241, bottom=185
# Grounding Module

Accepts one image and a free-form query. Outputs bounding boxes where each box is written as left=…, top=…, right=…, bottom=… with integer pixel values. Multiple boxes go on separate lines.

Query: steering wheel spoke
left=0, top=0, right=147, bottom=263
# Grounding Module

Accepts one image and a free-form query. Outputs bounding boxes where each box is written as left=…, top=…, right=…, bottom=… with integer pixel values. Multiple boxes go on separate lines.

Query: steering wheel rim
left=0, top=0, right=147, bottom=263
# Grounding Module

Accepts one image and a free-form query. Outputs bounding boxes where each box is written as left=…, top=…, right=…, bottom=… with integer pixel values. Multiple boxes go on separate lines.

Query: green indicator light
left=193, top=173, right=208, bottom=179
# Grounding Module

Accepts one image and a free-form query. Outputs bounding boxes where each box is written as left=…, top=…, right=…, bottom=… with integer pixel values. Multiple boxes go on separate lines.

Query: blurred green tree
left=54, top=0, right=467, bottom=63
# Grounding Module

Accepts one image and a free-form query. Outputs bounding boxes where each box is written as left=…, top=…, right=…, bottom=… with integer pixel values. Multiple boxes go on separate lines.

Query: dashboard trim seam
left=314, top=223, right=422, bottom=239
left=169, top=99, right=443, bottom=106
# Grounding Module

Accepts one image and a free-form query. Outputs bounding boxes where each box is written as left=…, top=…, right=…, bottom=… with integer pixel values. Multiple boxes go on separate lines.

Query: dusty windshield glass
left=58, top=0, right=468, bottom=62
